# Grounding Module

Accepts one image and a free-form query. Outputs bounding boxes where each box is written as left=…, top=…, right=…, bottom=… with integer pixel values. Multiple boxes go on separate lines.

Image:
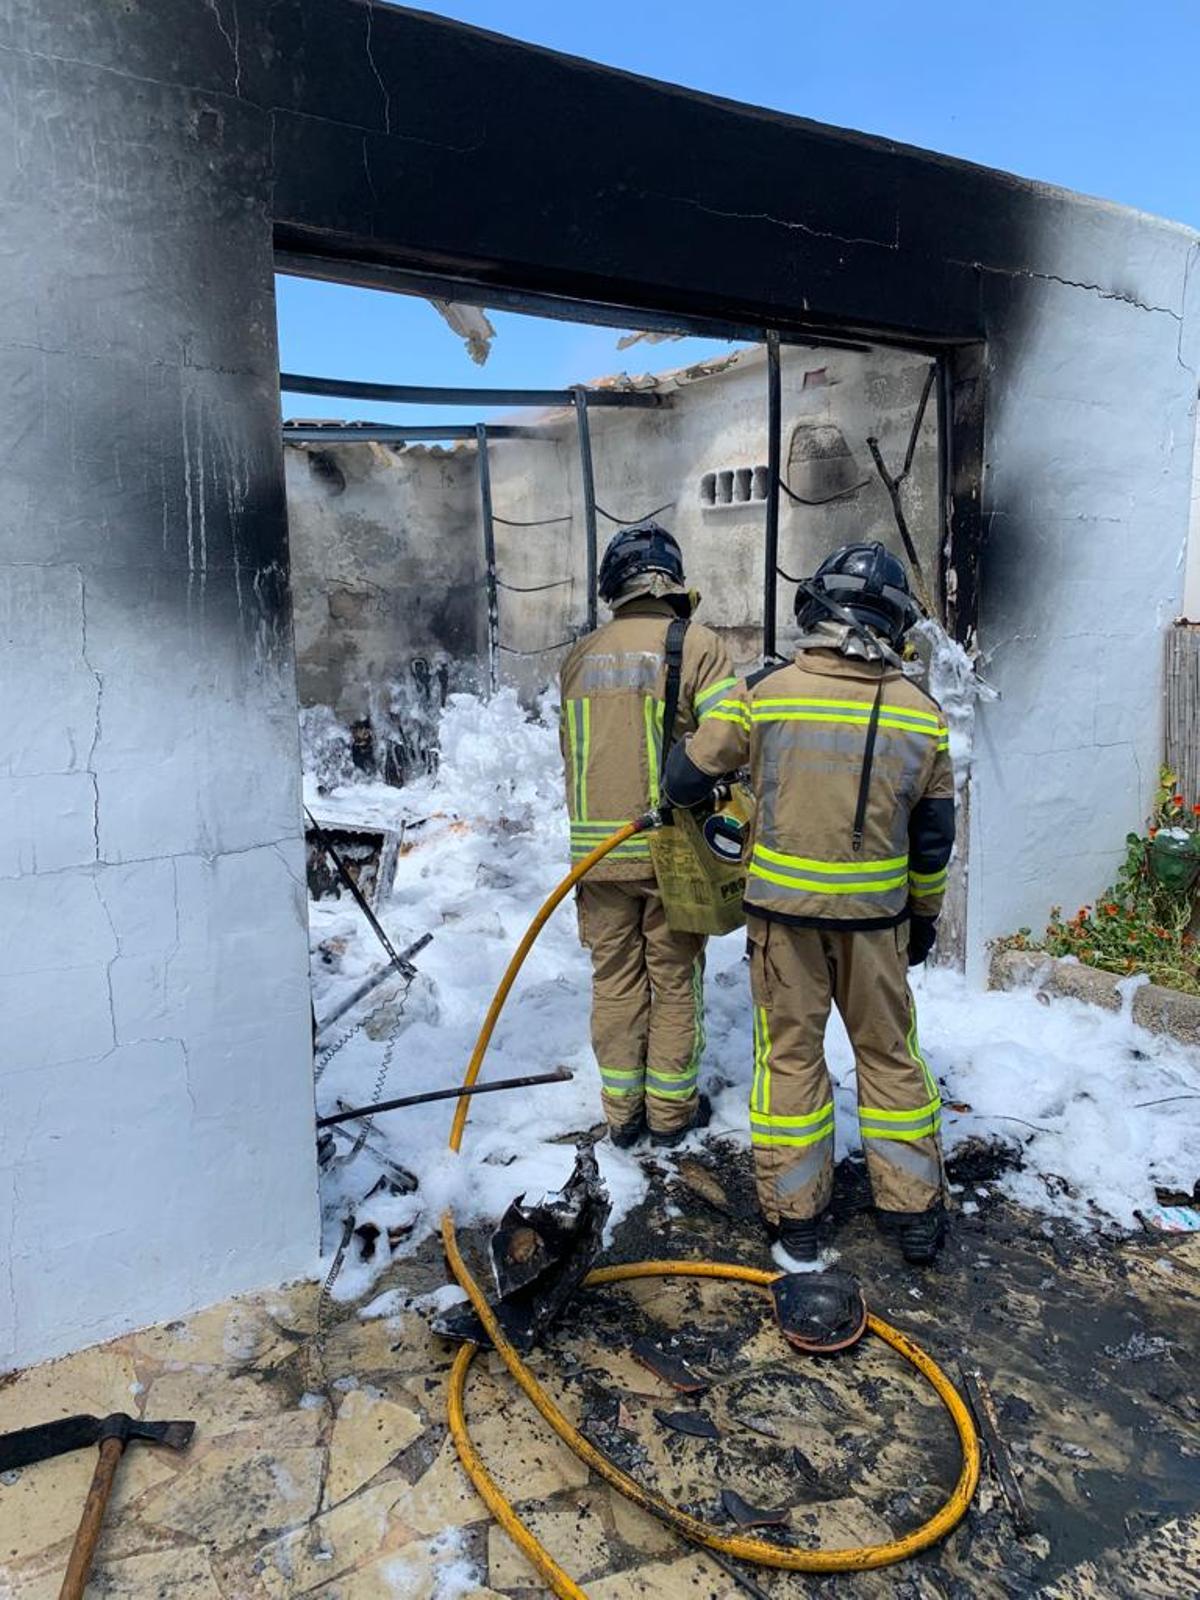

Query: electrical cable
left=594, top=499, right=675, bottom=524
left=497, top=638, right=577, bottom=655
left=492, top=512, right=573, bottom=528
left=495, top=578, right=573, bottom=593
left=777, top=475, right=871, bottom=507
left=440, top=820, right=981, bottom=1595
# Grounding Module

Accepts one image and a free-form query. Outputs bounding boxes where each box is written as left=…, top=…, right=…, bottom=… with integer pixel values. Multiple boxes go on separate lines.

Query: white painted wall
left=966, top=210, right=1200, bottom=975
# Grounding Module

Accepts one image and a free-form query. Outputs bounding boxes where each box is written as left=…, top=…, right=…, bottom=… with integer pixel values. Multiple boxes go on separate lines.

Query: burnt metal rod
left=305, top=808, right=418, bottom=980
left=960, top=1366, right=1035, bottom=1537
left=315, top=934, right=434, bottom=1040
left=280, top=372, right=663, bottom=409
left=476, top=423, right=500, bottom=694
left=574, top=386, right=599, bottom=632
left=763, top=330, right=782, bottom=662
left=317, top=1067, right=574, bottom=1129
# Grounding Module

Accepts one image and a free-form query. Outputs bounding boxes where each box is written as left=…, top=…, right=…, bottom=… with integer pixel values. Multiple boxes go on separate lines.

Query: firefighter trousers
left=577, top=879, right=706, bottom=1134
left=747, top=917, right=943, bottom=1223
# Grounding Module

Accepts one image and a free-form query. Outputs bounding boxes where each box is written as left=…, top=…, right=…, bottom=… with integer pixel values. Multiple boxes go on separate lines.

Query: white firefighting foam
left=308, top=690, right=1200, bottom=1302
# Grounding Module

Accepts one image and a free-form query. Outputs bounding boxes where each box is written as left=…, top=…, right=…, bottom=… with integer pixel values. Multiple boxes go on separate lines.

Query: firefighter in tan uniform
left=561, top=522, right=735, bottom=1149
left=665, top=543, right=955, bottom=1265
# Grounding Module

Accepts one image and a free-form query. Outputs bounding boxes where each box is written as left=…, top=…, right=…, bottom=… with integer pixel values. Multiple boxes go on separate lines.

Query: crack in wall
left=1177, top=240, right=1199, bottom=378
left=363, top=1, right=392, bottom=136
left=77, top=567, right=104, bottom=861
left=203, top=0, right=243, bottom=101
left=661, top=189, right=900, bottom=252
left=953, top=256, right=1183, bottom=319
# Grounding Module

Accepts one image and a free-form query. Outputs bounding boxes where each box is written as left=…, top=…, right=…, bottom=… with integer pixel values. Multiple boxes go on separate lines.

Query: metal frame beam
left=280, top=371, right=664, bottom=410
left=475, top=423, right=499, bottom=694
left=572, top=387, right=600, bottom=631
left=281, top=422, right=549, bottom=443
left=762, top=331, right=783, bottom=663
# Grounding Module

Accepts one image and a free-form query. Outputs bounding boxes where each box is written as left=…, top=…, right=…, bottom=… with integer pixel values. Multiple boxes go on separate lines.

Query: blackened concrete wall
left=0, top=6, right=318, bottom=1369
left=284, top=342, right=941, bottom=703
left=286, top=440, right=484, bottom=721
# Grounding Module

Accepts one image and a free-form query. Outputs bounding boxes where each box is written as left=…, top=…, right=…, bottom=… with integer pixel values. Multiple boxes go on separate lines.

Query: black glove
left=908, top=915, right=938, bottom=967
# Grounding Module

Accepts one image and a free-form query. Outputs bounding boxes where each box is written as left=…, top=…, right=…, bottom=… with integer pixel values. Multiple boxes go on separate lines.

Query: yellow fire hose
left=441, top=817, right=980, bottom=1596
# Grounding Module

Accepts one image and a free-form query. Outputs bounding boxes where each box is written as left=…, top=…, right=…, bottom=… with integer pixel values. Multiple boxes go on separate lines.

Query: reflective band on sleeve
left=909, top=867, right=948, bottom=892
left=708, top=699, right=751, bottom=730
left=694, top=676, right=738, bottom=718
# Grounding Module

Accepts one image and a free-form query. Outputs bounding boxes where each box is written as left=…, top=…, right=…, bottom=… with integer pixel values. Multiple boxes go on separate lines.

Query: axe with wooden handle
left=0, top=1411, right=195, bottom=1600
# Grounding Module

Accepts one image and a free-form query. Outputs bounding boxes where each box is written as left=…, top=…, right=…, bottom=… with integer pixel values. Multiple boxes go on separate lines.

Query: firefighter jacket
left=559, top=597, right=735, bottom=882
left=669, top=647, right=955, bottom=928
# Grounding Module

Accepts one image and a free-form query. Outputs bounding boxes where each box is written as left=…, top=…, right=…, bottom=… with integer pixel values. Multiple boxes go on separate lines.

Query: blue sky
left=278, top=0, right=1196, bottom=424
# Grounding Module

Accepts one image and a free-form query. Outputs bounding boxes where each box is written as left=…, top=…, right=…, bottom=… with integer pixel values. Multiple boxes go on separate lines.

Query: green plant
left=994, top=767, right=1200, bottom=996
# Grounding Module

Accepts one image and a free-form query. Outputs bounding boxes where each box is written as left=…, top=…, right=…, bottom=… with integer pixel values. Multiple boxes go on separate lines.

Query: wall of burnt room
left=284, top=340, right=945, bottom=784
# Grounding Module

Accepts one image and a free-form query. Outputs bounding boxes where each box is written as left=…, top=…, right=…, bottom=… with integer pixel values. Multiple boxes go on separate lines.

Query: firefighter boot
left=650, top=1092, right=712, bottom=1150
left=610, top=1112, right=646, bottom=1150
left=774, top=1215, right=820, bottom=1267
left=890, top=1202, right=946, bottom=1265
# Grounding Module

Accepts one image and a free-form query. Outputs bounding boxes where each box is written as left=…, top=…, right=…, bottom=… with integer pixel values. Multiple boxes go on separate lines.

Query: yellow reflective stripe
left=749, top=864, right=908, bottom=894
left=750, top=1100, right=834, bottom=1130
left=752, top=1005, right=773, bottom=1115
left=566, top=699, right=591, bottom=820
left=859, top=1097, right=941, bottom=1123
left=644, top=696, right=663, bottom=807
left=906, top=1000, right=938, bottom=1102
left=751, top=1126, right=835, bottom=1149
left=579, top=698, right=591, bottom=819
left=908, top=867, right=948, bottom=887
left=753, top=696, right=941, bottom=727
left=707, top=709, right=751, bottom=729
left=751, top=710, right=945, bottom=738
left=861, top=1121, right=940, bottom=1142
left=688, top=958, right=706, bottom=1071
left=755, top=844, right=907, bottom=874
left=695, top=676, right=739, bottom=716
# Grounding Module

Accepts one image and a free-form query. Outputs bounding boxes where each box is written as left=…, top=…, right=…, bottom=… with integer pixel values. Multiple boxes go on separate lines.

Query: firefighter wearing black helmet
left=664, top=541, right=955, bottom=1266
left=560, top=521, right=735, bottom=1149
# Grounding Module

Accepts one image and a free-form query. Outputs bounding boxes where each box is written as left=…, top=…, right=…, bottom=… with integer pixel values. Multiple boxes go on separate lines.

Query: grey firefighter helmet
left=597, top=520, right=685, bottom=606
left=793, top=540, right=919, bottom=647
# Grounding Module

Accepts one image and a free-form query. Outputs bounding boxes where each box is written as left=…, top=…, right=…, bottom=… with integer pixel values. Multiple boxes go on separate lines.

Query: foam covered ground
left=306, top=691, right=1200, bottom=1300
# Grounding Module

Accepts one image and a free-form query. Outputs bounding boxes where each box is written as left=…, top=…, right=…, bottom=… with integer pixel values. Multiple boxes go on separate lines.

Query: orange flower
left=1103, top=903, right=1118, bottom=916
left=1173, top=794, right=1185, bottom=806
left=1148, top=826, right=1159, bottom=838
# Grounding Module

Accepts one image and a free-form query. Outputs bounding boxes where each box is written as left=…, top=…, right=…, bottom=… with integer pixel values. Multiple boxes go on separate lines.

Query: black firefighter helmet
left=793, top=540, right=919, bottom=647
left=597, top=519, right=684, bottom=606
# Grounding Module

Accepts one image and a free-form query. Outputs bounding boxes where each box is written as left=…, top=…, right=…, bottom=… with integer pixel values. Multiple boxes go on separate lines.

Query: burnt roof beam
left=279, top=372, right=666, bottom=409
left=281, top=422, right=551, bottom=442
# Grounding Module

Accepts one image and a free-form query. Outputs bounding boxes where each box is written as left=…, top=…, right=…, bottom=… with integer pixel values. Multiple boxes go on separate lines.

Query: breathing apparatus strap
left=851, top=674, right=885, bottom=855
left=658, top=617, right=689, bottom=819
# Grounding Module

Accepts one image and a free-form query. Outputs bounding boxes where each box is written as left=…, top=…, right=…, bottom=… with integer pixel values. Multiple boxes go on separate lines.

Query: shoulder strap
left=747, top=659, right=789, bottom=691
left=659, top=617, right=689, bottom=789
left=851, top=674, right=885, bottom=853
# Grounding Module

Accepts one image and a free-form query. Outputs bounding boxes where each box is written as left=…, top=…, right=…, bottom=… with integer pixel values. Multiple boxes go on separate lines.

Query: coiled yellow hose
left=442, top=819, right=979, bottom=1595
